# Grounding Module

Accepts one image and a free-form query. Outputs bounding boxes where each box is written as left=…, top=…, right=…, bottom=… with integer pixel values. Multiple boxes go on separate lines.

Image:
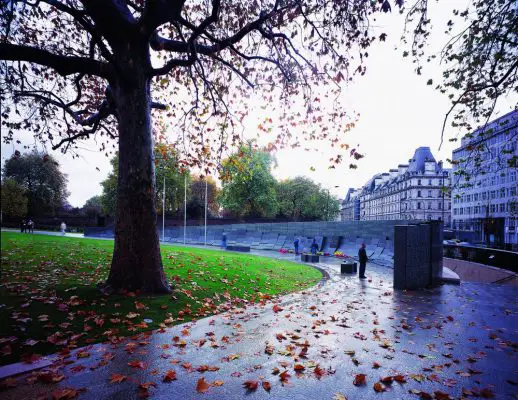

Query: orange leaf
left=212, top=380, right=224, bottom=387
left=243, top=380, right=259, bottom=391
left=294, top=364, right=305, bottom=371
left=380, top=376, right=393, bottom=385
left=393, top=374, right=407, bottom=383
left=110, top=374, right=127, bottom=384
left=373, top=382, right=386, bottom=392
left=196, top=377, right=210, bottom=393
left=51, top=388, right=79, bottom=400
left=262, top=381, right=271, bottom=392
left=353, top=374, right=366, bottom=386
left=272, top=304, right=283, bottom=313
left=128, top=360, right=146, bottom=370
left=163, top=370, right=176, bottom=382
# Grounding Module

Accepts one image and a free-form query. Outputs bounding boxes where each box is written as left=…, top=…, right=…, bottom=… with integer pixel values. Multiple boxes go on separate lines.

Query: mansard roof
left=407, top=147, right=436, bottom=173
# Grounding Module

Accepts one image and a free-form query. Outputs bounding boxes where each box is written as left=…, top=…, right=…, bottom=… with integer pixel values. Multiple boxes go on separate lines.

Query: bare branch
left=0, top=43, right=114, bottom=79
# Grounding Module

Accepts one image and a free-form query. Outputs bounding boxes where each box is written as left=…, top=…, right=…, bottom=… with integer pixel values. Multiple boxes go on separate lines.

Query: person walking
left=60, top=221, right=67, bottom=236
left=27, top=219, right=34, bottom=233
left=358, top=243, right=368, bottom=279
left=20, top=219, right=26, bottom=233
left=294, top=237, right=300, bottom=255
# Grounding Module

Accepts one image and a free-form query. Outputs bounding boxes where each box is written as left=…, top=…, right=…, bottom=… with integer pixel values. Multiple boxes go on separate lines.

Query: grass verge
left=0, top=231, right=321, bottom=366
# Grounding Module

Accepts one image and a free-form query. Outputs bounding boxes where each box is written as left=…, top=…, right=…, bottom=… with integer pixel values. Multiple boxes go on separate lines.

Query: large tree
left=0, top=0, right=404, bottom=293
left=2, top=151, right=69, bottom=216
left=188, top=176, right=219, bottom=218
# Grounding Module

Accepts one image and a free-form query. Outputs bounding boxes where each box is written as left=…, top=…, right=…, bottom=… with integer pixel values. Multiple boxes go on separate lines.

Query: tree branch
left=0, top=43, right=114, bottom=79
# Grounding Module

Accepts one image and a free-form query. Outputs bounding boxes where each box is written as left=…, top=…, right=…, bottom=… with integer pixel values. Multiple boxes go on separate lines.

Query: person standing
left=221, top=232, right=227, bottom=249
left=27, top=219, right=34, bottom=233
left=358, top=243, right=368, bottom=279
left=294, top=237, right=300, bottom=255
left=60, top=221, right=67, bottom=236
left=310, top=238, right=318, bottom=255
left=20, top=219, right=26, bottom=233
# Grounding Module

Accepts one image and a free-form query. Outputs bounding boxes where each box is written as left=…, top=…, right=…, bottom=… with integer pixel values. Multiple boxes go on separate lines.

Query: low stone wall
left=443, top=257, right=517, bottom=287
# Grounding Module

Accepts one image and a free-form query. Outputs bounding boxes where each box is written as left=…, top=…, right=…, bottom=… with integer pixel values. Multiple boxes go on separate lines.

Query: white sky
left=1, top=1, right=516, bottom=207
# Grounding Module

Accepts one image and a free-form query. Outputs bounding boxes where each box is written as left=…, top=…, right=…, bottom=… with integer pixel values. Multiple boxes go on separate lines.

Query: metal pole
left=184, top=173, right=187, bottom=245
left=204, top=177, right=208, bottom=246
left=162, top=175, right=165, bottom=242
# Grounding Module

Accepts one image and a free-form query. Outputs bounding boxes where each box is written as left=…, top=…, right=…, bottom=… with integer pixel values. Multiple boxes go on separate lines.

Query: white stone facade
left=451, top=110, right=518, bottom=247
left=341, top=147, right=451, bottom=226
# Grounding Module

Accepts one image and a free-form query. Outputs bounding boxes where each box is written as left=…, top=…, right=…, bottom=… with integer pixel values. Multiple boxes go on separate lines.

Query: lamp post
left=183, top=173, right=187, bottom=245
left=162, top=175, right=165, bottom=242
left=204, top=176, right=208, bottom=246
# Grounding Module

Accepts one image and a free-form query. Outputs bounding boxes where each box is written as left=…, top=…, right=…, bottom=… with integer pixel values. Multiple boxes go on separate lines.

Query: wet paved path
left=1, top=232, right=517, bottom=399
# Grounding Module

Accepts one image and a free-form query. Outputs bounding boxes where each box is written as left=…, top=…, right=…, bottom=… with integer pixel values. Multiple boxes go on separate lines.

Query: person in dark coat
left=20, top=219, right=26, bottom=233
left=310, top=238, right=318, bottom=255
left=358, top=243, right=368, bottom=279
left=294, top=237, right=300, bottom=255
left=221, top=232, right=227, bottom=249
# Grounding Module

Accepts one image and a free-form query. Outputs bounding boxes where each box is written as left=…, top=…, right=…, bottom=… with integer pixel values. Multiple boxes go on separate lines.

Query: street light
left=204, top=176, right=208, bottom=246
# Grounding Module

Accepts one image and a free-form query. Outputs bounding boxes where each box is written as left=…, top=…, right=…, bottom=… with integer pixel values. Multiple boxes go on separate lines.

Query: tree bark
left=104, top=53, right=170, bottom=294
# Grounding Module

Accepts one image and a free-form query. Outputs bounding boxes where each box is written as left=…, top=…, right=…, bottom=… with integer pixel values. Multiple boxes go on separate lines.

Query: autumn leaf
left=279, top=370, right=291, bottom=383
left=373, top=382, right=386, bottom=392
left=393, top=374, right=407, bottom=383
left=76, top=351, right=90, bottom=359
left=372, top=362, right=381, bottom=369
left=333, top=393, right=347, bottom=400
left=243, top=380, right=259, bottom=391
left=128, top=360, right=146, bottom=369
left=196, top=377, right=210, bottom=393
left=162, top=370, right=176, bottom=382
left=380, top=376, right=393, bottom=385
left=262, top=381, right=271, bottom=392
left=272, top=304, right=283, bottom=313
left=213, top=380, right=224, bottom=387
left=294, top=364, right=305, bottom=372
left=353, top=374, right=366, bottom=386
left=409, top=389, right=432, bottom=399
left=110, top=374, right=127, bottom=384
left=51, top=388, right=80, bottom=400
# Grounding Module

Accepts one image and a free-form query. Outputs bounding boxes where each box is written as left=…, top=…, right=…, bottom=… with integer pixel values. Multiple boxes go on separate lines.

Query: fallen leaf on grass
left=262, top=381, right=271, bottom=392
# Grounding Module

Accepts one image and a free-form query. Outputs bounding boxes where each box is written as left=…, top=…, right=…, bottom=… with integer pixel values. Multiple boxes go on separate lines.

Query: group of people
left=20, top=219, right=35, bottom=233
left=293, top=236, right=368, bottom=279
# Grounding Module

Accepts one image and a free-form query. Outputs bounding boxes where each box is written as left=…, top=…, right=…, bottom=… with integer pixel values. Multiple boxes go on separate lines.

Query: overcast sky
left=2, top=1, right=516, bottom=207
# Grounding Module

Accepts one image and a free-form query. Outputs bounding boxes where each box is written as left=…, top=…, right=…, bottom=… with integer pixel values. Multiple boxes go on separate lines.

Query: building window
left=500, top=188, right=505, bottom=198
left=417, top=190, right=422, bottom=197
left=428, top=190, right=432, bottom=197
left=428, top=202, right=432, bottom=209
left=490, top=191, right=496, bottom=199
left=418, top=179, right=421, bottom=185
left=438, top=202, right=442, bottom=210
left=490, top=204, right=496, bottom=213
left=417, top=202, right=421, bottom=210
left=474, top=193, right=478, bottom=201
left=428, top=179, right=432, bottom=185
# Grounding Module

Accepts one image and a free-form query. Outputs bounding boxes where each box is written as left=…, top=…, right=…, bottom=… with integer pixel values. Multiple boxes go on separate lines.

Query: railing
left=443, top=244, right=517, bottom=273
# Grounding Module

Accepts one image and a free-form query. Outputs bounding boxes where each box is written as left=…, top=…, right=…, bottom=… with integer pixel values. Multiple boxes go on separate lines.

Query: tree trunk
left=103, top=60, right=170, bottom=295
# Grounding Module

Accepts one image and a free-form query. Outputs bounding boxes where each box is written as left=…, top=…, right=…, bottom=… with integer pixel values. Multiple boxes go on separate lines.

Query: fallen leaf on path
left=196, top=377, right=210, bottom=393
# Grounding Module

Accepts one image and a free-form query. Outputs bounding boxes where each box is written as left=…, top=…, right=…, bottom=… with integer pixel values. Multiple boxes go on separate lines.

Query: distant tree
left=83, top=195, right=102, bottom=217
left=2, top=151, right=69, bottom=216
left=220, top=144, right=277, bottom=218
left=277, top=177, right=340, bottom=221
left=188, top=176, right=219, bottom=218
left=1, top=178, right=28, bottom=218
left=101, top=145, right=189, bottom=216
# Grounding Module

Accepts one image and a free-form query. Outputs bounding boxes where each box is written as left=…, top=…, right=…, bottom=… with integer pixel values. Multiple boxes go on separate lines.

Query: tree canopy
left=276, top=176, right=340, bottom=221
left=2, top=151, right=69, bottom=216
left=1, top=178, right=28, bottom=218
left=220, top=144, right=278, bottom=218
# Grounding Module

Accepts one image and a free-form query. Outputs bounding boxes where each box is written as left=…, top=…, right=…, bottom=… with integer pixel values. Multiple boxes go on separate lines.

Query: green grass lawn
left=0, top=231, right=321, bottom=366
